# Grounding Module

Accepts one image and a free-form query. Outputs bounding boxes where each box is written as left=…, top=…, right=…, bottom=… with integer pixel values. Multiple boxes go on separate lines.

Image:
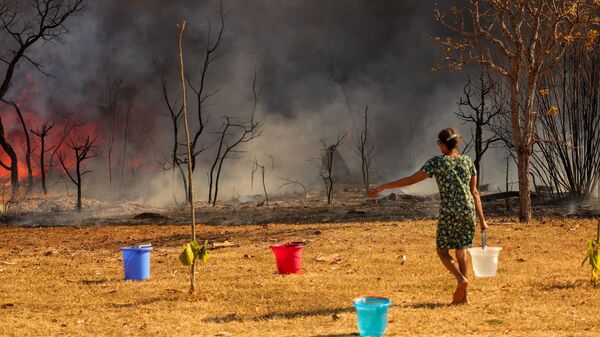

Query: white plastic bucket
left=468, top=247, right=502, bottom=277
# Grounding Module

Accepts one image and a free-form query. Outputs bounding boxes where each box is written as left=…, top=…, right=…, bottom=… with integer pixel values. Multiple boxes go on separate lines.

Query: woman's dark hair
left=438, top=128, right=461, bottom=150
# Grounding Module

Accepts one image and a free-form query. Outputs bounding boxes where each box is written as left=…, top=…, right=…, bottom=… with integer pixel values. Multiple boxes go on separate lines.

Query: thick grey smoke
left=8, top=0, right=510, bottom=204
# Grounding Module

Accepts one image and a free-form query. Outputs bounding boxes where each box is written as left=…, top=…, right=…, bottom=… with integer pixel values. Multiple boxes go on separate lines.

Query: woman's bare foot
left=461, top=291, right=470, bottom=305
left=452, top=280, right=469, bottom=305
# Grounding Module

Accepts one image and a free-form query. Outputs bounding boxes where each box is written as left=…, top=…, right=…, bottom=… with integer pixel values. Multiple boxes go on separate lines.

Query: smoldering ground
left=2, top=0, right=511, bottom=206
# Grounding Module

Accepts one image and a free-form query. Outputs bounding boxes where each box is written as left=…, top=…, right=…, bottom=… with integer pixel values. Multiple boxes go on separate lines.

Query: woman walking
left=369, top=128, right=488, bottom=304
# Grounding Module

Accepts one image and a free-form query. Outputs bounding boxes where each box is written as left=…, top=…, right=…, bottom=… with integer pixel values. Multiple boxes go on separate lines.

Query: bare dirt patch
left=1, top=218, right=599, bottom=336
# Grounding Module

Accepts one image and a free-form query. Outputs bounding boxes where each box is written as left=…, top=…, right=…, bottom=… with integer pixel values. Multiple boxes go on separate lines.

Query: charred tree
left=57, top=136, right=97, bottom=212
left=320, top=135, right=346, bottom=205
left=532, top=41, right=600, bottom=200
left=208, top=64, right=263, bottom=206
left=209, top=118, right=260, bottom=206
left=250, top=155, right=258, bottom=193
left=456, top=72, right=502, bottom=187
left=0, top=115, right=17, bottom=194
left=250, top=66, right=264, bottom=127
left=0, top=0, right=86, bottom=99
left=208, top=121, right=229, bottom=204
left=186, top=0, right=225, bottom=173
left=253, top=160, right=268, bottom=206
left=103, top=75, right=122, bottom=193
left=353, top=105, right=375, bottom=196
left=2, top=100, right=33, bottom=194
left=157, top=65, right=188, bottom=203
left=0, top=0, right=85, bottom=193
left=48, top=121, right=79, bottom=177
left=119, top=103, right=132, bottom=185
left=30, top=121, right=55, bottom=195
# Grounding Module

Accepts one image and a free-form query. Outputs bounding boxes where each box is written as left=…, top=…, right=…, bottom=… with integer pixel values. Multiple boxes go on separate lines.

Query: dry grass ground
left=0, top=218, right=599, bottom=336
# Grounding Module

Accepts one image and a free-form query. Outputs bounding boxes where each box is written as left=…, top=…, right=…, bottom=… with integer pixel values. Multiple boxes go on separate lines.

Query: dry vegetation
left=0, top=218, right=599, bottom=336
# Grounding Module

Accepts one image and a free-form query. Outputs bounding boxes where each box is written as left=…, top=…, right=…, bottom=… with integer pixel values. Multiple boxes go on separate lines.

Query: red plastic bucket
left=269, top=242, right=304, bottom=274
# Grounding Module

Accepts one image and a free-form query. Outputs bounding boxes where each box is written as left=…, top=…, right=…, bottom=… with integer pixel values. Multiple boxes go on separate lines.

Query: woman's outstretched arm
left=368, top=170, right=428, bottom=197
left=470, top=175, right=489, bottom=232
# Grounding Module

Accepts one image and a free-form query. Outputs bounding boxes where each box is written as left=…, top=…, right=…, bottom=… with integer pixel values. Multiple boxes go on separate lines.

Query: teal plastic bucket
left=354, top=297, right=391, bottom=337
left=120, top=244, right=153, bottom=281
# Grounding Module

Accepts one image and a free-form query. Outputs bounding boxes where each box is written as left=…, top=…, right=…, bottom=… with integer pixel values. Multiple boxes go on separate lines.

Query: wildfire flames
left=0, top=82, right=153, bottom=188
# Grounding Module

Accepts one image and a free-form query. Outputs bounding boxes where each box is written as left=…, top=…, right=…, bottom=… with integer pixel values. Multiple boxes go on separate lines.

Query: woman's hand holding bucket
left=480, top=220, right=489, bottom=232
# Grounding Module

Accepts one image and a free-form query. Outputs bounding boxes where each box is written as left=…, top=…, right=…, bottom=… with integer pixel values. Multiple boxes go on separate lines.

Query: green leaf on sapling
left=190, top=241, right=201, bottom=255
left=179, top=243, right=194, bottom=266
left=197, top=240, right=210, bottom=263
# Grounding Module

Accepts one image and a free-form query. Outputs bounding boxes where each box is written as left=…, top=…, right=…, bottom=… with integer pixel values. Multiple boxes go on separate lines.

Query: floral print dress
left=421, top=155, right=477, bottom=249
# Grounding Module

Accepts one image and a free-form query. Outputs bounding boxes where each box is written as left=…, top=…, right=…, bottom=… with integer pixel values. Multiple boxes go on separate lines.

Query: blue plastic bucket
left=353, top=297, right=392, bottom=337
left=120, top=245, right=153, bottom=281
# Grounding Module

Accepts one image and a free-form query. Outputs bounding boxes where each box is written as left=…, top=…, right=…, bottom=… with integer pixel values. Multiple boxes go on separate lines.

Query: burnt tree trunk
left=57, top=137, right=96, bottom=213
left=105, top=75, right=122, bottom=193
left=48, top=123, right=77, bottom=176
left=75, top=151, right=82, bottom=211
left=0, top=116, right=18, bottom=194
left=30, top=121, right=54, bottom=195
left=355, top=105, right=374, bottom=196
left=474, top=119, right=483, bottom=186
left=120, top=104, right=131, bottom=185
left=320, top=135, right=345, bottom=205
left=5, top=101, right=33, bottom=194
left=212, top=155, right=225, bottom=207
left=261, top=165, right=268, bottom=206
left=40, top=135, right=47, bottom=194
left=31, top=122, right=53, bottom=195
left=211, top=119, right=260, bottom=206
left=156, top=65, right=188, bottom=203
left=208, top=123, right=228, bottom=204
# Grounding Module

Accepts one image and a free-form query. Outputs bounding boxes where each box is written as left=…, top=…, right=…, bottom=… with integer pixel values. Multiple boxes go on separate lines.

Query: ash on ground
left=0, top=189, right=598, bottom=227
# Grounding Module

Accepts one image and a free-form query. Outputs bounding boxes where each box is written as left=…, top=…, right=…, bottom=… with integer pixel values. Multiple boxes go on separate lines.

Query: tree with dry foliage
left=456, top=71, right=503, bottom=186
left=532, top=40, right=600, bottom=200
left=0, top=0, right=86, bottom=193
left=57, top=136, right=97, bottom=212
left=434, top=0, right=598, bottom=222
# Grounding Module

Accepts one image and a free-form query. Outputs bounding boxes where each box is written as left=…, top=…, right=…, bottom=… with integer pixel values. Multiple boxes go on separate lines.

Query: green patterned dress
left=421, top=155, right=477, bottom=249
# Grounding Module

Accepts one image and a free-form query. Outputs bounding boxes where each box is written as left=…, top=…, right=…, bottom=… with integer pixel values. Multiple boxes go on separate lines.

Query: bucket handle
left=481, top=230, right=487, bottom=249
